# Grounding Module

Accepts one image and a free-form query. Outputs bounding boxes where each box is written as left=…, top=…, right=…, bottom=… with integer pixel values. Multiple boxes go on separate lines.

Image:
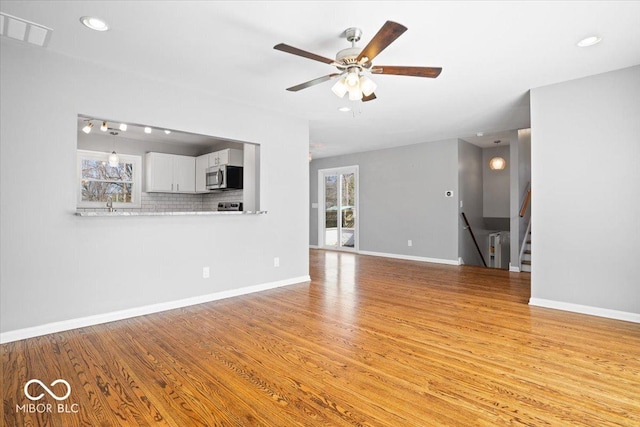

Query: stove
left=217, top=202, right=243, bottom=211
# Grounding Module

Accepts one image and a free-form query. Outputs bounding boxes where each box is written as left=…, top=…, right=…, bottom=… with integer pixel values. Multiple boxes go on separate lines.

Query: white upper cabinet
left=211, top=148, right=243, bottom=167
left=145, top=152, right=195, bottom=193
left=195, top=154, right=210, bottom=193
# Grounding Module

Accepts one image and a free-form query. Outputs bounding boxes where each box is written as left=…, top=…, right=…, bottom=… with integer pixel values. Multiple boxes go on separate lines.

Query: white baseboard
left=309, top=245, right=320, bottom=249
left=509, top=265, right=521, bottom=272
left=358, top=250, right=460, bottom=266
left=529, top=298, right=640, bottom=324
left=0, top=275, right=311, bottom=344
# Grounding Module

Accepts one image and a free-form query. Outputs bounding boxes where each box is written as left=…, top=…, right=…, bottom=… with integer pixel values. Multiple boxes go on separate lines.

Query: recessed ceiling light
left=338, top=107, right=351, bottom=112
left=577, top=35, right=602, bottom=47
left=80, top=16, right=109, bottom=32
left=476, top=132, right=484, bottom=137
left=164, top=130, right=171, bottom=135
left=144, top=127, right=152, bottom=134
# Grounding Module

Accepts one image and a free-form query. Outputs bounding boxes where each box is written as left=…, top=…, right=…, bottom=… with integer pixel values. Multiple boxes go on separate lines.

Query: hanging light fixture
left=331, top=77, right=348, bottom=98
left=359, top=75, right=377, bottom=97
left=331, top=67, right=376, bottom=101
left=489, top=157, right=506, bottom=170
left=108, top=131, right=119, bottom=167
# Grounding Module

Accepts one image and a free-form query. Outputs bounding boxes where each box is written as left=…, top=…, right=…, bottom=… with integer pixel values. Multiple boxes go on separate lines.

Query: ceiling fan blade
left=356, top=21, right=407, bottom=64
left=362, top=93, right=377, bottom=102
left=371, top=66, right=442, bottom=78
left=274, top=43, right=335, bottom=65
left=286, top=73, right=341, bottom=92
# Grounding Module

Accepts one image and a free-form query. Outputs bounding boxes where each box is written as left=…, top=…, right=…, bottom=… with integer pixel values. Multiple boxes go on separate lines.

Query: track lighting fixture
left=119, top=123, right=127, bottom=131
left=101, top=121, right=108, bottom=132
left=82, top=122, right=93, bottom=134
left=144, top=127, right=152, bottom=134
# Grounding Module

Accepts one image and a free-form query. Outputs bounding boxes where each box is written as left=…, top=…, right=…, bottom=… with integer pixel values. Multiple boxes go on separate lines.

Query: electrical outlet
left=274, top=257, right=280, bottom=268
left=202, top=267, right=210, bottom=279
left=408, top=240, right=413, bottom=247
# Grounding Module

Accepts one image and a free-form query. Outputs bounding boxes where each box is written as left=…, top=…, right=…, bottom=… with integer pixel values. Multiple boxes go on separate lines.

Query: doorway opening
left=318, top=166, right=359, bottom=251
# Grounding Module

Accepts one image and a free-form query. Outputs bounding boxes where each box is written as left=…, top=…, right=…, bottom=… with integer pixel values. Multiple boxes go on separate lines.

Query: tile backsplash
left=76, top=190, right=244, bottom=213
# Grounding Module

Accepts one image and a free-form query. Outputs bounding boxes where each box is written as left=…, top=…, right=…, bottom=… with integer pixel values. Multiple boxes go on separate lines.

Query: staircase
left=521, top=229, right=532, bottom=272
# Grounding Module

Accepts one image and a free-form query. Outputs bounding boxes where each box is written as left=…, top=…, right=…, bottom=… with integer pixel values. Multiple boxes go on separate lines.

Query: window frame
left=76, top=149, right=142, bottom=209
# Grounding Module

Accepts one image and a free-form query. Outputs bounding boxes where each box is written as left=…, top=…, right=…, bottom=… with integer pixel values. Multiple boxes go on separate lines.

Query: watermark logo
left=24, top=379, right=71, bottom=401
left=17, top=378, right=79, bottom=414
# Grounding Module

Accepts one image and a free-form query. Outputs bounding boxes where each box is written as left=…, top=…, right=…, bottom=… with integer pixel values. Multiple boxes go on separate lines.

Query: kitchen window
left=77, top=150, right=141, bottom=208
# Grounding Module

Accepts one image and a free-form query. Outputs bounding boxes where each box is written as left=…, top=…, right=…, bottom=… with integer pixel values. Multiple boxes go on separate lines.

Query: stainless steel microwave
left=206, top=165, right=243, bottom=190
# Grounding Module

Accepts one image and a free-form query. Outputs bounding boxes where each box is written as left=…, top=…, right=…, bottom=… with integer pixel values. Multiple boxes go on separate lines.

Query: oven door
left=206, top=167, right=222, bottom=189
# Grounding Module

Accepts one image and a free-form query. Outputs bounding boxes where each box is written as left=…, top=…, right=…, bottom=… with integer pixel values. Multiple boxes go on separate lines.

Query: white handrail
left=519, top=218, right=532, bottom=269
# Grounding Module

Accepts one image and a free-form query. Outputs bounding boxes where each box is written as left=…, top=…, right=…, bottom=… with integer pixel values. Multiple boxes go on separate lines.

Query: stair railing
left=518, top=182, right=532, bottom=271
left=519, top=218, right=532, bottom=271
left=461, top=212, right=487, bottom=267
left=519, top=182, right=531, bottom=218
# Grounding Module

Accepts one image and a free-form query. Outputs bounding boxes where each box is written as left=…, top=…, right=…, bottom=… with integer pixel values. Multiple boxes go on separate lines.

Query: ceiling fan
left=274, top=21, right=442, bottom=102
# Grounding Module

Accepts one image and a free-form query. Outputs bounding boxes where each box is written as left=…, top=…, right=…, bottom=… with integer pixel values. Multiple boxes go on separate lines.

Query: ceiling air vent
left=0, top=12, right=52, bottom=47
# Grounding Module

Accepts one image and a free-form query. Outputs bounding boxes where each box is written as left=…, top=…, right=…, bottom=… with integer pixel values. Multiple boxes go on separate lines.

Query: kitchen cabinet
left=195, top=148, right=243, bottom=192
left=211, top=148, right=243, bottom=167
left=145, top=152, right=195, bottom=193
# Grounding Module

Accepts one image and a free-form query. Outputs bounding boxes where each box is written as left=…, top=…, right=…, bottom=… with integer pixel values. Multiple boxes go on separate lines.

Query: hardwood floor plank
left=3, top=249, right=639, bottom=426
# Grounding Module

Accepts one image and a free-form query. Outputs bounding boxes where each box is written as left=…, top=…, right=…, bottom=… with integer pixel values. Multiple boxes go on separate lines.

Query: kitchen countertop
left=75, top=210, right=267, bottom=217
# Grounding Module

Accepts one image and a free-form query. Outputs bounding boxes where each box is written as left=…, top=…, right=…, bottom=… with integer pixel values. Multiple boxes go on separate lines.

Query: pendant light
left=489, top=139, right=506, bottom=170
left=108, top=131, right=119, bottom=167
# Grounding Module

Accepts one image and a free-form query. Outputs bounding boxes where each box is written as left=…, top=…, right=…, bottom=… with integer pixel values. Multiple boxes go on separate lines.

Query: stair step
left=524, top=250, right=531, bottom=254
left=522, top=260, right=531, bottom=265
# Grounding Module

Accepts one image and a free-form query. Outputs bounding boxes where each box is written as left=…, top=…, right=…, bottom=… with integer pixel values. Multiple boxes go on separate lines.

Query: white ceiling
left=3, top=1, right=640, bottom=158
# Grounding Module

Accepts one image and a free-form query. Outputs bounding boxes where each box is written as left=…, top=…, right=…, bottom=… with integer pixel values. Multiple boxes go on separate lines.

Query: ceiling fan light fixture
left=359, top=75, right=377, bottom=96
left=331, top=78, right=348, bottom=98
left=348, top=86, right=363, bottom=101
left=345, top=71, right=360, bottom=88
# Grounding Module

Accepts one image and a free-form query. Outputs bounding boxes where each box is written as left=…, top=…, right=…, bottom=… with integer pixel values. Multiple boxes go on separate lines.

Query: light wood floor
left=3, top=250, right=639, bottom=426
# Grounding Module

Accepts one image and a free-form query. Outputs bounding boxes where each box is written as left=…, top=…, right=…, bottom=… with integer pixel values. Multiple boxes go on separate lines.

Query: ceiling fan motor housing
left=336, top=47, right=362, bottom=65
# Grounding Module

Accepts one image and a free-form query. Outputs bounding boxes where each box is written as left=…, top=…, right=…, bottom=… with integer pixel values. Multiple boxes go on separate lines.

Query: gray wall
left=530, top=65, right=640, bottom=315
left=310, top=139, right=460, bottom=262
left=483, top=145, right=511, bottom=218
left=0, top=41, right=309, bottom=335
left=458, top=140, right=485, bottom=266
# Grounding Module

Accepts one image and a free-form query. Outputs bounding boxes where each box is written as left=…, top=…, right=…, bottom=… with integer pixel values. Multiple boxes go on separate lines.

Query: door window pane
left=325, top=175, right=338, bottom=246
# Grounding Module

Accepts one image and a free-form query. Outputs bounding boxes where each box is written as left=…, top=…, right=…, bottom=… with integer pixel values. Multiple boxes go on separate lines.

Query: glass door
left=319, top=166, right=358, bottom=251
